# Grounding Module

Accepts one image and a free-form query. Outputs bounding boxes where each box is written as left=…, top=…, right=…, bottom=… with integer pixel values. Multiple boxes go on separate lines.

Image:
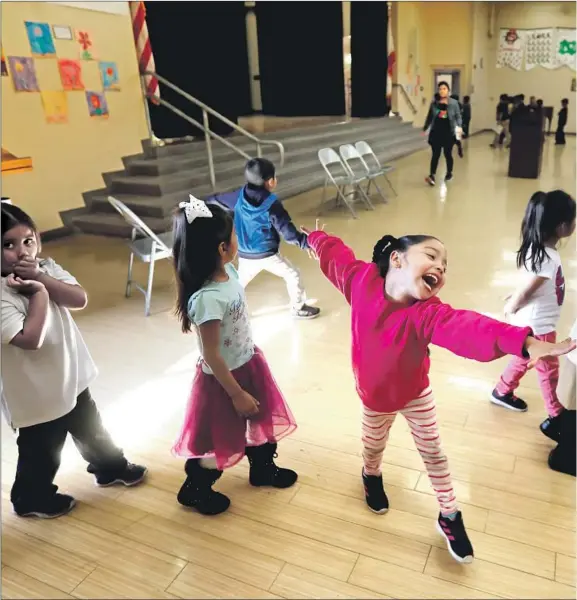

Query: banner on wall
left=497, top=28, right=525, bottom=71
left=524, top=28, right=556, bottom=70
left=556, top=28, right=577, bottom=71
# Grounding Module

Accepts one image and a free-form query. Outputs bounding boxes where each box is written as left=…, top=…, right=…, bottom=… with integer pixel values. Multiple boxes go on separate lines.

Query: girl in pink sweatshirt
left=304, top=225, right=575, bottom=564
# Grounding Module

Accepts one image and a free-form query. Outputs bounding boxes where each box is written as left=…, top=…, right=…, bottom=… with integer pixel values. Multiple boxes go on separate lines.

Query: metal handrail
left=392, top=83, right=418, bottom=116
left=142, top=70, right=285, bottom=192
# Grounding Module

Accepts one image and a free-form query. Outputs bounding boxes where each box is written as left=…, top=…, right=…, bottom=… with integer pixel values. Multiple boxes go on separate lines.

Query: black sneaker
left=436, top=512, right=474, bottom=564
left=89, top=462, right=148, bottom=487
left=245, top=443, right=298, bottom=488
left=14, top=493, right=76, bottom=519
left=445, top=173, right=454, bottom=182
left=292, top=304, right=320, bottom=320
left=490, top=389, right=528, bottom=412
left=362, top=470, right=389, bottom=514
left=540, top=410, right=571, bottom=442
left=425, top=175, right=436, bottom=186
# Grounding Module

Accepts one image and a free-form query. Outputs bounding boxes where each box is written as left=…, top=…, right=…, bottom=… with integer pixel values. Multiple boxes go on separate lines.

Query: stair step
left=68, top=211, right=172, bottom=238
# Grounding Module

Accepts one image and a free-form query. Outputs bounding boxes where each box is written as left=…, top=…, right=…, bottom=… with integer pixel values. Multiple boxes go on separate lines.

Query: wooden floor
left=2, top=133, right=576, bottom=599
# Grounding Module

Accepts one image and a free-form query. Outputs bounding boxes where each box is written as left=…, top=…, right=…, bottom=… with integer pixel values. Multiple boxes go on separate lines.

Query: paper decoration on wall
left=86, top=90, right=109, bottom=118
left=497, top=28, right=525, bottom=70
left=25, top=21, right=56, bottom=57
left=99, top=61, right=120, bottom=91
left=1, top=48, right=7, bottom=76
left=58, top=59, right=84, bottom=91
left=8, top=57, right=39, bottom=92
left=556, top=29, right=577, bottom=70
left=77, top=31, right=95, bottom=60
left=41, top=91, right=68, bottom=124
left=572, top=78, right=576, bottom=92
left=52, top=25, right=73, bottom=40
left=525, top=29, right=556, bottom=70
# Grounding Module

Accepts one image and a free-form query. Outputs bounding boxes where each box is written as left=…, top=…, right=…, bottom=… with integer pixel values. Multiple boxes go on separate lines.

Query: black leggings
left=430, top=141, right=454, bottom=177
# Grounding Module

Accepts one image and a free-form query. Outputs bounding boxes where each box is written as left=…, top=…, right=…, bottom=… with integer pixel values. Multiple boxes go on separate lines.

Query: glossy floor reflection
left=2, top=133, right=575, bottom=599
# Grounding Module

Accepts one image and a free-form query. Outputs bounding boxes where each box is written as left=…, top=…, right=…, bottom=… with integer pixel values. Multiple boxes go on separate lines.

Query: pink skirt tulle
left=172, top=347, right=297, bottom=470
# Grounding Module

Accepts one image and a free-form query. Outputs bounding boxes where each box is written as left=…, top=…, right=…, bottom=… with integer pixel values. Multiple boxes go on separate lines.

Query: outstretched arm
left=423, top=103, right=434, bottom=131
left=418, top=300, right=575, bottom=366
left=269, top=201, right=309, bottom=250
left=307, top=231, right=367, bottom=304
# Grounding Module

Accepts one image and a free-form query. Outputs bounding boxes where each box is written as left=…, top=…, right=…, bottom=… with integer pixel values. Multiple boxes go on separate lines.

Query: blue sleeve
left=188, top=289, right=228, bottom=326
left=269, top=200, right=309, bottom=250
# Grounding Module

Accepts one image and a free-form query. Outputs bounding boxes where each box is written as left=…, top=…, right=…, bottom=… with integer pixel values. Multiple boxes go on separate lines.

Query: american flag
left=129, top=1, right=159, bottom=104
left=386, top=5, right=396, bottom=110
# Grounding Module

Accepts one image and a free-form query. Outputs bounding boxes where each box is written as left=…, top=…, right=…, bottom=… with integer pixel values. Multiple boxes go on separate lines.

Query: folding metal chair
left=317, top=148, right=374, bottom=219
left=339, top=144, right=386, bottom=205
left=355, top=140, right=398, bottom=197
left=107, top=196, right=173, bottom=316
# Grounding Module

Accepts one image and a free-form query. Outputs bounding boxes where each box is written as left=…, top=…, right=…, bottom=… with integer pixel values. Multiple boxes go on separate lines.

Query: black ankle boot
left=245, top=443, right=298, bottom=488
left=540, top=409, right=573, bottom=443
left=177, top=459, right=230, bottom=515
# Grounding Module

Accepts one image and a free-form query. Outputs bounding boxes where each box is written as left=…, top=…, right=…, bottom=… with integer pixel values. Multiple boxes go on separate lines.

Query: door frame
left=432, top=66, right=464, bottom=98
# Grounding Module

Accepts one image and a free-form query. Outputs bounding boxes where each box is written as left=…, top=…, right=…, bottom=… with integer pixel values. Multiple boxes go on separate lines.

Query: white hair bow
left=179, top=195, right=213, bottom=224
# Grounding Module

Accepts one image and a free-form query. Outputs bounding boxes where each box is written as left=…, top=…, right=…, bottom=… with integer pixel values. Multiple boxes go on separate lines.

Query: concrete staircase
left=63, top=117, right=426, bottom=237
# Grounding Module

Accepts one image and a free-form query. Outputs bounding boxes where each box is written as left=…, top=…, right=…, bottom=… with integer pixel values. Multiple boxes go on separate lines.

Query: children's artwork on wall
left=58, top=59, right=84, bottom=91
left=25, top=21, right=56, bottom=57
left=99, top=61, right=120, bottom=91
left=41, top=91, right=68, bottom=124
left=556, top=28, right=577, bottom=70
left=52, top=25, right=73, bottom=40
left=525, top=29, right=556, bottom=70
left=86, top=90, right=109, bottom=118
left=77, top=31, right=95, bottom=60
left=497, top=28, right=525, bottom=70
left=8, top=57, right=39, bottom=92
left=1, top=48, right=7, bottom=76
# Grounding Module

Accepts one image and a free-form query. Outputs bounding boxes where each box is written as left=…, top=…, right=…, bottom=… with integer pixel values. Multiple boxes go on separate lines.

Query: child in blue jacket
left=208, top=158, right=320, bottom=319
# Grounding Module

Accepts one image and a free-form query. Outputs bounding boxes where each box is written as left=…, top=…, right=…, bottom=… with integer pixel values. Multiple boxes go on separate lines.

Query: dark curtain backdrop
left=256, top=2, right=345, bottom=116
left=145, top=2, right=251, bottom=139
left=350, top=2, right=388, bottom=118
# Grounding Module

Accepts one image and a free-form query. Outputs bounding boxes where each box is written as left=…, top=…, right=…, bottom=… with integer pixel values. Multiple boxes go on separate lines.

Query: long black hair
left=1, top=203, right=41, bottom=249
left=517, top=190, right=576, bottom=273
left=372, top=234, right=438, bottom=279
left=173, top=203, right=234, bottom=333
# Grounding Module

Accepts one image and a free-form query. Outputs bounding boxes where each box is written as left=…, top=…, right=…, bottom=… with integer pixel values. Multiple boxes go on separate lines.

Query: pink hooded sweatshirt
left=308, top=232, right=532, bottom=412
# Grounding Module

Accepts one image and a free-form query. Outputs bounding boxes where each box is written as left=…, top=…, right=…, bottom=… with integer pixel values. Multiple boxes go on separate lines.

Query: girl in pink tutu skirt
left=172, top=196, right=297, bottom=515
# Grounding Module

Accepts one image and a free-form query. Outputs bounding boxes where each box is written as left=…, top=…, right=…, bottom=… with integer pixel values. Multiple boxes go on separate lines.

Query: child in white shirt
left=492, top=190, right=576, bottom=439
left=1, top=204, right=147, bottom=518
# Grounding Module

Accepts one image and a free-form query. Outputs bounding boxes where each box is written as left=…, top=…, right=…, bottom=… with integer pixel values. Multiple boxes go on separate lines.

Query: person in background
left=491, top=93, right=511, bottom=148
left=423, top=81, right=462, bottom=186
left=529, top=96, right=538, bottom=110
left=507, top=94, right=527, bottom=149
left=462, top=96, right=471, bottom=139
left=536, top=99, right=544, bottom=112
left=555, top=98, right=569, bottom=145
left=492, top=190, right=576, bottom=443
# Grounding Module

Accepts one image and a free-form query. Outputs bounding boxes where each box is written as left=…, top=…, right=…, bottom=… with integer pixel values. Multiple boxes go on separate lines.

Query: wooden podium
left=508, top=111, right=544, bottom=179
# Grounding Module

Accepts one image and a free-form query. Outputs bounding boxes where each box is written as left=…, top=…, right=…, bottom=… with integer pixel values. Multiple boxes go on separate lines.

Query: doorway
left=433, top=69, right=461, bottom=98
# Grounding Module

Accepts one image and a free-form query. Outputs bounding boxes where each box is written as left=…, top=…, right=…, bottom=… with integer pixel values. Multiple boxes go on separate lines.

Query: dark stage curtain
left=350, top=2, right=388, bottom=118
left=255, top=2, right=345, bottom=116
left=145, top=2, right=251, bottom=139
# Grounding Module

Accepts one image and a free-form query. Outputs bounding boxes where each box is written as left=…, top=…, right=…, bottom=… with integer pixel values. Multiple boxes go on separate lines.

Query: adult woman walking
left=423, top=81, right=462, bottom=186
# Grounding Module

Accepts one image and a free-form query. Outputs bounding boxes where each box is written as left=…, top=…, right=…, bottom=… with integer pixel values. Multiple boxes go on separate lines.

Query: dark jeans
left=555, top=127, right=566, bottom=145
left=11, top=388, right=126, bottom=508
left=462, top=120, right=470, bottom=138
left=430, top=141, right=454, bottom=177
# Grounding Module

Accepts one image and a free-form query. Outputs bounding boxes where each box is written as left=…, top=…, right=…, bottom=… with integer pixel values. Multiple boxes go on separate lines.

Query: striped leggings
left=361, top=389, right=458, bottom=515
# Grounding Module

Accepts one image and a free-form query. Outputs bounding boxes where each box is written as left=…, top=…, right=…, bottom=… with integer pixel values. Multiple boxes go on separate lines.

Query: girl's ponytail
left=517, top=190, right=576, bottom=273
left=372, top=235, right=399, bottom=278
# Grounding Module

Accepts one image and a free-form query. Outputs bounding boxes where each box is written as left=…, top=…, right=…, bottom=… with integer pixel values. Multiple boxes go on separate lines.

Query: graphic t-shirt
left=188, top=263, right=254, bottom=374
left=508, top=248, right=565, bottom=335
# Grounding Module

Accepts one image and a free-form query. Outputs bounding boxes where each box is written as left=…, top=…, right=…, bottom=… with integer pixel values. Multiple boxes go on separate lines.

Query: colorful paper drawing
left=77, top=30, right=95, bottom=60
left=8, top=57, right=39, bottom=92
left=58, top=59, right=84, bottom=91
left=85, top=90, right=109, bottom=118
left=41, top=91, right=68, bottom=124
left=1, top=47, right=7, bottom=76
left=25, top=21, right=56, bottom=57
left=99, top=61, right=119, bottom=90
left=52, top=25, right=73, bottom=40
